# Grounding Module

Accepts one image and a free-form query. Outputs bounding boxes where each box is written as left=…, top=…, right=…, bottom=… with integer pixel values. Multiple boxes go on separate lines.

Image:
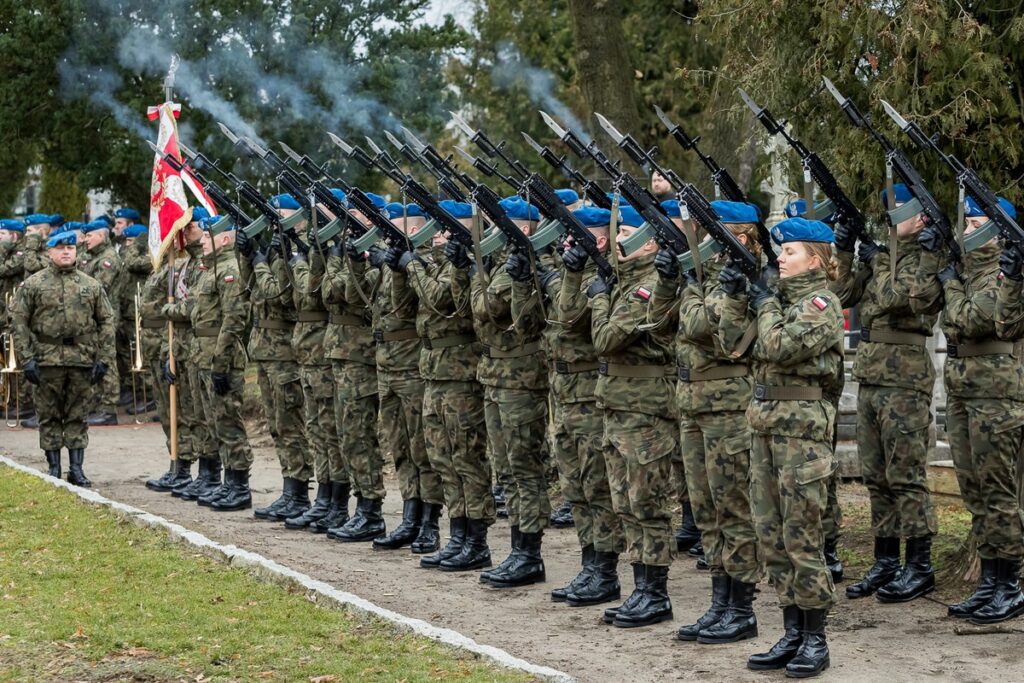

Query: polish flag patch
left=223, top=275, right=235, bottom=283
left=634, top=286, right=652, bottom=301
left=811, top=296, right=829, bottom=310
left=102, top=260, right=112, bottom=269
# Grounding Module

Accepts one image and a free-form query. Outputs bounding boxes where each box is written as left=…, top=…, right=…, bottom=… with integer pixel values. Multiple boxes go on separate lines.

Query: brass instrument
left=2, top=294, right=21, bottom=428
left=129, top=282, right=149, bottom=425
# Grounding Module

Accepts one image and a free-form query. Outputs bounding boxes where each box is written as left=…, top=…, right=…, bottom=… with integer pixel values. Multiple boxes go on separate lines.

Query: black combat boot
left=179, top=458, right=221, bottom=501
left=479, top=526, right=521, bottom=583
left=66, top=448, right=92, bottom=488
left=697, top=578, right=758, bottom=643
left=824, top=539, right=844, bottom=583
left=485, top=530, right=545, bottom=587
left=145, top=462, right=177, bottom=491
left=748, top=605, right=803, bottom=670
left=677, top=574, right=730, bottom=641
left=421, top=517, right=467, bottom=568
left=968, top=559, right=1024, bottom=624
left=328, top=497, right=385, bottom=542
left=164, top=459, right=193, bottom=491
left=552, top=545, right=595, bottom=602
left=689, top=540, right=705, bottom=558
left=373, top=498, right=422, bottom=549
left=784, top=608, right=829, bottom=678
left=604, top=563, right=645, bottom=624
left=877, top=536, right=935, bottom=603
left=198, top=463, right=231, bottom=507
left=949, top=558, right=998, bottom=618
left=549, top=500, right=575, bottom=528
left=566, top=551, right=621, bottom=607
left=86, top=410, right=117, bottom=426
left=675, top=502, right=701, bottom=552
left=440, top=518, right=492, bottom=571
left=211, top=470, right=252, bottom=511
left=846, top=537, right=900, bottom=599
left=284, top=482, right=331, bottom=529
left=44, top=450, right=62, bottom=479
left=254, top=478, right=297, bottom=520
left=613, top=564, right=672, bottom=628
left=410, top=502, right=443, bottom=554
left=275, top=478, right=313, bottom=520
left=493, top=484, right=508, bottom=518
left=311, top=482, right=349, bottom=534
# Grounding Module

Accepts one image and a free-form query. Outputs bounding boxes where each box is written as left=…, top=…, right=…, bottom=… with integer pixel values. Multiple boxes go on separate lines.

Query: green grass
left=0, top=467, right=535, bottom=683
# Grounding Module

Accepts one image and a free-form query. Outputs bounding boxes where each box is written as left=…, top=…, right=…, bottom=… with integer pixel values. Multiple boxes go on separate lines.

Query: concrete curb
left=0, top=455, right=574, bottom=683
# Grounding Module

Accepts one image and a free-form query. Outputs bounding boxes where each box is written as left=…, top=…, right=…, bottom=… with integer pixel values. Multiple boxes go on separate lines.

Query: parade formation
left=3, top=77, right=1024, bottom=680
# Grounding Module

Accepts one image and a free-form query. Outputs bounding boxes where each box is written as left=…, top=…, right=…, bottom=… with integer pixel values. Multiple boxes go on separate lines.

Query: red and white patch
left=811, top=296, right=829, bottom=310
left=15, top=251, right=22, bottom=256
left=634, top=286, right=652, bottom=301
left=223, top=275, right=235, bottom=283
left=198, top=264, right=208, bottom=271
left=102, top=260, right=112, bottom=269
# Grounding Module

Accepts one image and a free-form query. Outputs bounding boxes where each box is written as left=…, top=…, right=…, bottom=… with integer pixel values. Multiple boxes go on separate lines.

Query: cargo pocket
left=795, top=456, right=834, bottom=486
left=634, top=416, right=676, bottom=466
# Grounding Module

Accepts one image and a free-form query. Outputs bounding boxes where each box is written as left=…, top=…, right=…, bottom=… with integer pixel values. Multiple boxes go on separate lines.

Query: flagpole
left=164, top=60, right=179, bottom=467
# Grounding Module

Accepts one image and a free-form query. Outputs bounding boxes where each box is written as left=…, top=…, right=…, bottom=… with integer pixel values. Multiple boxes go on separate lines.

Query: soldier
left=117, top=217, right=155, bottom=414
left=11, top=230, right=115, bottom=486
left=718, top=217, right=842, bottom=677
left=78, top=219, right=123, bottom=426
left=0, top=218, right=25, bottom=312
left=650, top=201, right=764, bottom=643
left=929, top=197, right=1024, bottom=624
left=112, top=208, right=143, bottom=247
left=830, top=184, right=940, bottom=603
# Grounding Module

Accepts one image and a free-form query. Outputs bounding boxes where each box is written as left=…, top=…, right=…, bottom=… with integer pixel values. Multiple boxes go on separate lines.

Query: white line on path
left=0, top=455, right=574, bottom=683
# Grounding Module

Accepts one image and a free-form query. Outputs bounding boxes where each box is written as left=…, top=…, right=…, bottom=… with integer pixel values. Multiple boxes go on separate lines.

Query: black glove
left=833, top=223, right=856, bottom=253
left=586, top=274, right=611, bottom=298
left=1000, top=243, right=1024, bottom=281
left=396, top=250, right=421, bottom=272
left=267, top=233, right=283, bottom=264
left=383, top=246, right=404, bottom=271
left=937, top=263, right=961, bottom=285
left=749, top=281, right=774, bottom=312
left=505, top=252, right=532, bottom=282
left=236, top=229, right=254, bottom=258
left=857, top=241, right=887, bottom=265
left=252, top=250, right=268, bottom=267
left=918, top=225, right=943, bottom=253
left=345, top=239, right=366, bottom=262
left=654, top=249, right=680, bottom=280
left=161, top=359, right=176, bottom=384
left=561, top=244, right=589, bottom=273
left=289, top=233, right=310, bottom=257
left=89, top=360, right=108, bottom=386
left=22, top=359, right=40, bottom=386
left=444, top=241, right=472, bottom=270
left=367, top=246, right=388, bottom=269
left=212, top=372, right=231, bottom=396
left=537, top=267, right=559, bottom=291
left=329, top=241, right=343, bottom=259
left=718, top=264, right=748, bottom=297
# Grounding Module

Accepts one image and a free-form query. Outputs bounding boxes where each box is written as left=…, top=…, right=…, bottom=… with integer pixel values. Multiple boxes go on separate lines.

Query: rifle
left=147, top=141, right=252, bottom=228
left=398, top=126, right=471, bottom=203
left=383, top=130, right=468, bottom=202
left=823, top=78, right=961, bottom=264
left=880, top=100, right=1024, bottom=249
left=739, top=89, right=877, bottom=248
left=653, top=106, right=778, bottom=268
left=521, top=132, right=612, bottom=209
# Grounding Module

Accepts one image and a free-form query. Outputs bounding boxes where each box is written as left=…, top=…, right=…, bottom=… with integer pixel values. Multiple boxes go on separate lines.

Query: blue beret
left=439, top=200, right=473, bottom=219
left=191, top=206, right=211, bottom=223
left=879, top=182, right=913, bottom=208
left=123, top=225, right=148, bottom=238
left=500, top=197, right=540, bottom=221
left=0, top=219, right=25, bottom=233
left=385, top=203, right=425, bottom=220
left=24, top=213, right=54, bottom=226
left=606, top=192, right=632, bottom=208
left=572, top=206, right=612, bottom=228
left=114, top=208, right=141, bottom=222
left=329, top=188, right=348, bottom=207
left=51, top=214, right=65, bottom=227
left=270, top=194, right=301, bottom=211
left=555, top=189, right=579, bottom=205
left=81, top=220, right=110, bottom=233
left=618, top=206, right=646, bottom=228
left=62, top=221, right=85, bottom=233
left=92, top=214, right=114, bottom=228
left=660, top=199, right=680, bottom=219
left=784, top=199, right=836, bottom=224
left=711, top=200, right=759, bottom=224
left=965, top=195, right=1017, bottom=221
left=770, top=217, right=835, bottom=245
left=200, top=215, right=235, bottom=233
left=364, top=192, right=387, bottom=209
left=47, top=231, right=77, bottom=248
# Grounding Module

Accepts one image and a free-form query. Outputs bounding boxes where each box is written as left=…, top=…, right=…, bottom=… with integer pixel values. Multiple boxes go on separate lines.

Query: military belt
left=860, top=328, right=928, bottom=347
left=677, top=365, right=748, bottom=382
left=329, top=313, right=366, bottom=327
left=599, top=362, right=674, bottom=379
left=141, top=318, right=166, bottom=329
left=947, top=340, right=1016, bottom=358
left=295, top=311, right=329, bottom=323
left=173, top=320, right=192, bottom=330
left=753, top=384, right=822, bottom=401
left=254, top=318, right=294, bottom=331
left=36, top=334, right=79, bottom=346
left=373, top=328, right=419, bottom=343
left=552, top=359, right=600, bottom=375
left=193, top=326, right=220, bottom=338
left=422, top=334, right=475, bottom=350
left=487, top=341, right=542, bottom=359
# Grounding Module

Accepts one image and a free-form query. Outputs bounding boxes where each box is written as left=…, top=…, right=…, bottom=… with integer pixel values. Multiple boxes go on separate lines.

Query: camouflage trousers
left=824, top=470, right=842, bottom=545
left=671, top=449, right=690, bottom=509
left=424, top=379, right=494, bottom=523
left=858, top=386, right=936, bottom=539
left=484, top=385, right=550, bottom=533
left=333, top=359, right=383, bottom=500
left=947, top=396, right=1024, bottom=561
left=182, top=352, right=210, bottom=460
left=145, top=356, right=198, bottom=461
left=378, top=369, right=442, bottom=504
left=257, top=359, right=310, bottom=481
left=198, top=368, right=253, bottom=471
left=603, top=409, right=676, bottom=566
left=751, top=434, right=837, bottom=610
left=35, top=366, right=92, bottom=450
left=116, top=321, right=132, bottom=392
left=91, top=355, right=121, bottom=413
left=300, top=363, right=340, bottom=485
left=552, top=398, right=622, bottom=553
left=680, top=410, right=761, bottom=583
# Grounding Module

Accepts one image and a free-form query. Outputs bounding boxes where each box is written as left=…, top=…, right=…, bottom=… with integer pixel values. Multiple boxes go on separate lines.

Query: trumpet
left=2, top=295, right=21, bottom=429
left=129, top=282, right=149, bottom=426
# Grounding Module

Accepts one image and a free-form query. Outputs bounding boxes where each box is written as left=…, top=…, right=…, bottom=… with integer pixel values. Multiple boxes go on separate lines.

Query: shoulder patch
left=198, top=264, right=208, bottom=271
left=223, top=274, right=235, bottom=283
left=811, top=296, right=829, bottom=310
left=15, top=251, right=22, bottom=256
left=634, top=286, right=652, bottom=301
left=102, top=260, right=112, bottom=269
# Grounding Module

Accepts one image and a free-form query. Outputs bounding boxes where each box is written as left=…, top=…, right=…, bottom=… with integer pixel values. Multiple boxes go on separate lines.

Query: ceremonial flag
left=147, top=101, right=193, bottom=267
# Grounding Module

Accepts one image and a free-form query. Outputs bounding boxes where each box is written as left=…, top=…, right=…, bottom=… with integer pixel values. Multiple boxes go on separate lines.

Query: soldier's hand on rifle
left=718, top=264, right=748, bottom=297
left=443, top=241, right=472, bottom=270
left=505, top=252, right=532, bottom=282
left=917, top=225, right=943, bottom=253
left=22, top=359, right=41, bottom=386
left=344, top=239, right=366, bottom=262
left=161, top=358, right=176, bottom=384
left=89, top=360, right=108, bottom=386
left=329, top=241, right=343, bottom=259
left=586, top=274, right=611, bottom=298
left=937, top=263, right=961, bottom=285
left=236, top=229, right=254, bottom=259
left=367, top=246, right=388, bottom=269
left=654, top=249, right=680, bottom=280
left=748, top=280, right=774, bottom=312
left=561, top=244, right=589, bottom=273
left=252, top=248, right=269, bottom=267
left=1000, top=242, right=1024, bottom=281
left=537, top=265, right=559, bottom=292
left=857, top=241, right=887, bottom=265
left=212, top=372, right=231, bottom=396
left=833, top=223, right=856, bottom=253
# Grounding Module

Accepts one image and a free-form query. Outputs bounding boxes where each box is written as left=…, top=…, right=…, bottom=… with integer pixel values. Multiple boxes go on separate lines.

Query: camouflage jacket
left=0, top=240, right=23, bottom=322
left=173, top=248, right=249, bottom=371
left=401, top=245, right=480, bottom=383
left=322, top=251, right=375, bottom=367
left=536, top=260, right=601, bottom=404
left=238, top=248, right=296, bottom=363
left=12, top=261, right=115, bottom=368
left=117, top=236, right=153, bottom=319
left=21, top=233, right=49, bottom=278
left=79, top=241, right=122, bottom=296
left=590, top=253, right=675, bottom=417
left=649, top=256, right=752, bottom=415
left=289, top=251, right=330, bottom=366
left=160, top=243, right=203, bottom=362
left=345, top=258, right=420, bottom=373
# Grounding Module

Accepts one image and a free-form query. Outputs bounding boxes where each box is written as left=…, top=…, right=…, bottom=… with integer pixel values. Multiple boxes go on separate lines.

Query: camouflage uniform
left=650, top=257, right=760, bottom=582
left=401, top=246, right=492, bottom=521
left=79, top=239, right=123, bottom=413
left=590, top=253, right=677, bottom=567
left=117, top=235, right=153, bottom=397
left=323, top=250, right=382, bottom=500
left=21, top=232, right=50, bottom=278
left=930, top=244, right=1024, bottom=561
left=11, top=260, right=115, bottom=449
left=720, top=269, right=844, bottom=610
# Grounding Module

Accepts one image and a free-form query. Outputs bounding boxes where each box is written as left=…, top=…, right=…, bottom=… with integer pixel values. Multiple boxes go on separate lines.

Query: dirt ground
left=3, top=421, right=1022, bottom=683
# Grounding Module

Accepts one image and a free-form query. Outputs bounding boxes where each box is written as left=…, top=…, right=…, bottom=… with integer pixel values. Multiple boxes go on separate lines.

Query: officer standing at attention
left=78, top=219, right=124, bottom=426
left=11, top=230, right=115, bottom=486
